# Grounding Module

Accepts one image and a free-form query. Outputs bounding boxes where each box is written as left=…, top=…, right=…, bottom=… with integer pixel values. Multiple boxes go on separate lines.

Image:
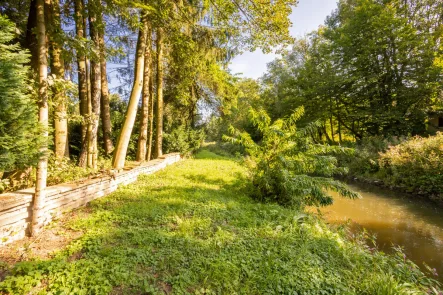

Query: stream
left=319, top=182, right=443, bottom=282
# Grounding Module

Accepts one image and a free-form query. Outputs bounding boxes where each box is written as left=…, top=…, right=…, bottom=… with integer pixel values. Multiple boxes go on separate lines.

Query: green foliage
left=164, top=126, right=205, bottom=156
left=337, top=136, right=404, bottom=177
left=377, top=133, right=443, bottom=202
left=224, top=107, right=359, bottom=208
left=0, top=15, right=44, bottom=172
left=260, top=0, right=443, bottom=140
left=46, top=155, right=113, bottom=187
left=0, top=151, right=439, bottom=294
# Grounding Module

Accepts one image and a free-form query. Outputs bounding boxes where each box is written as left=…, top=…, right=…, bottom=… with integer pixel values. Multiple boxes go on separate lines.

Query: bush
left=164, top=126, right=205, bottom=156
left=337, top=136, right=404, bottom=177
left=204, top=141, right=245, bottom=158
left=224, top=107, right=359, bottom=208
left=378, top=133, right=443, bottom=201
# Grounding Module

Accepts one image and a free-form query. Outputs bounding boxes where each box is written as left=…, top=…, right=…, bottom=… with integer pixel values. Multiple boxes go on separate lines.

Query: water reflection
left=314, top=182, right=443, bottom=282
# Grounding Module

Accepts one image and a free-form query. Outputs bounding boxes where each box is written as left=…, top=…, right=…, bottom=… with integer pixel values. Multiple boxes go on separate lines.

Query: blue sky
left=229, top=0, right=338, bottom=79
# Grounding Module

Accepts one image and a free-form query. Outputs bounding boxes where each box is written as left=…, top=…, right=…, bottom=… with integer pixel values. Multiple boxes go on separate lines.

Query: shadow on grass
left=0, top=150, right=437, bottom=294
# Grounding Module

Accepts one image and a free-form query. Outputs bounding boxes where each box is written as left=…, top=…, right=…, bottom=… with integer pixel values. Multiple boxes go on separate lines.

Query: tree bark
left=75, top=0, right=88, bottom=167
left=136, top=25, right=152, bottom=162
left=112, top=14, right=147, bottom=169
left=155, top=27, right=164, bottom=158
left=32, top=0, right=49, bottom=236
left=46, top=0, right=69, bottom=160
left=99, top=29, right=114, bottom=156
left=25, top=0, right=38, bottom=72
left=88, top=1, right=101, bottom=169
left=147, top=66, right=155, bottom=161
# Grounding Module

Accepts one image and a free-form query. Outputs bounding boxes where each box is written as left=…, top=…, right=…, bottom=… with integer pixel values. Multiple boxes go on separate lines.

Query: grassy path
left=0, top=150, right=438, bottom=294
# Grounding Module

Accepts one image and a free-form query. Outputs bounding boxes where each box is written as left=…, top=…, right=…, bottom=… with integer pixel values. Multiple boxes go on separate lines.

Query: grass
left=0, top=150, right=439, bottom=294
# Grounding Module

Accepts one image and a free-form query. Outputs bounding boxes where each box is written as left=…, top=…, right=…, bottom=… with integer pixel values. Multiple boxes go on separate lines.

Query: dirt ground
left=0, top=208, right=88, bottom=266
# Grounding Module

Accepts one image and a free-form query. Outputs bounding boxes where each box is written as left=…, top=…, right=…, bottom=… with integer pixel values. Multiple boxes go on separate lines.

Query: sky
left=228, top=0, right=339, bottom=79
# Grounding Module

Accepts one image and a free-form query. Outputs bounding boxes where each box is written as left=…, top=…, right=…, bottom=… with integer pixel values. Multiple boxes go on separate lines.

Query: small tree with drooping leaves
left=224, top=107, right=359, bottom=208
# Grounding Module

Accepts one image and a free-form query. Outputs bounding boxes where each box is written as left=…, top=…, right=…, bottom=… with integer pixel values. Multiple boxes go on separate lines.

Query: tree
left=0, top=15, right=43, bottom=172
left=136, top=26, right=152, bottom=162
left=112, top=12, right=147, bottom=169
left=155, top=27, right=164, bottom=158
left=46, top=0, right=69, bottom=160
left=87, top=0, right=102, bottom=169
left=74, top=0, right=89, bottom=167
left=99, top=27, right=114, bottom=157
left=32, top=0, right=49, bottom=236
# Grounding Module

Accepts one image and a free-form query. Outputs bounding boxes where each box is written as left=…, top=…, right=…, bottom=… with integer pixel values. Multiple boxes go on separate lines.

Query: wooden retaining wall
left=0, top=153, right=181, bottom=244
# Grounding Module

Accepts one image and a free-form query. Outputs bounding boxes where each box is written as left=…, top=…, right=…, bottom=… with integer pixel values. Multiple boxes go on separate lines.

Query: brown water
left=317, top=182, right=443, bottom=281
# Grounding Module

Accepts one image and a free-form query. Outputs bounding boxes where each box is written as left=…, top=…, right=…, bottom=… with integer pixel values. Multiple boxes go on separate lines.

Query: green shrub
left=378, top=133, right=443, bottom=201
left=204, top=141, right=245, bottom=158
left=164, top=126, right=205, bottom=156
left=224, top=107, right=359, bottom=208
left=337, top=136, right=404, bottom=177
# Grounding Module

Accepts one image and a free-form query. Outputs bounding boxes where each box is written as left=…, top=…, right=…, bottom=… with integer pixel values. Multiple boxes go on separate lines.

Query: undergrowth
left=0, top=150, right=440, bottom=294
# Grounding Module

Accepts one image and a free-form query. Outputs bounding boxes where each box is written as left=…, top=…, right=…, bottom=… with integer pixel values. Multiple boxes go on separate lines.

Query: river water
left=317, top=182, right=443, bottom=282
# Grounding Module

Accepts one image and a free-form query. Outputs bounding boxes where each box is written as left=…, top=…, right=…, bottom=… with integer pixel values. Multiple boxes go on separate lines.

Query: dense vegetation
left=339, top=134, right=443, bottom=203
left=0, top=151, right=440, bottom=294
left=206, top=0, right=443, bottom=204
left=1, top=0, right=443, bottom=292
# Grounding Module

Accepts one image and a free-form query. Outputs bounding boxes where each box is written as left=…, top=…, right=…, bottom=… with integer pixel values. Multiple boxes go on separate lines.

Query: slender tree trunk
left=86, top=60, right=93, bottom=167
left=88, top=3, right=101, bottom=169
left=99, top=30, right=114, bottom=156
left=32, top=0, right=48, bottom=236
left=112, top=14, right=147, bottom=169
left=155, top=27, right=164, bottom=158
left=46, top=0, right=68, bottom=160
left=75, top=0, right=88, bottom=167
left=147, top=67, right=155, bottom=161
left=136, top=25, right=152, bottom=162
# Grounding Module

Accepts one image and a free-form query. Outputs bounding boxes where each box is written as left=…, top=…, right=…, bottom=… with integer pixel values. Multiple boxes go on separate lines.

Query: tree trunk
left=99, top=29, right=114, bottom=156
left=155, top=27, right=164, bottom=158
left=25, top=0, right=38, bottom=71
left=75, top=0, right=88, bottom=167
left=32, top=0, right=48, bottom=236
left=147, top=67, right=155, bottom=161
left=46, top=0, right=69, bottom=160
left=88, top=2, right=101, bottom=169
left=112, top=14, right=147, bottom=169
left=136, top=25, right=152, bottom=162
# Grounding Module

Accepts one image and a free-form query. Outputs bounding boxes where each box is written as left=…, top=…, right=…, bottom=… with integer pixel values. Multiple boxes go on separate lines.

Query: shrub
left=337, top=136, right=404, bottom=177
left=224, top=107, right=359, bottom=208
left=164, top=126, right=205, bottom=156
left=378, top=133, right=443, bottom=201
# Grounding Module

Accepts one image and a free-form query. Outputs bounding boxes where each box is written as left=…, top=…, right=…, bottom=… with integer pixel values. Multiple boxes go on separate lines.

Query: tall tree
left=155, top=27, right=164, bottom=158
left=112, top=13, right=147, bottom=169
left=74, top=0, right=88, bottom=167
left=99, top=28, right=114, bottom=156
left=32, top=0, right=49, bottom=236
left=136, top=25, right=152, bottom=162
left=46, top=0, right=69, bottom=160
left=87, top=0, right=101, bottom=169
left=147, top=69, right=155, bottom=161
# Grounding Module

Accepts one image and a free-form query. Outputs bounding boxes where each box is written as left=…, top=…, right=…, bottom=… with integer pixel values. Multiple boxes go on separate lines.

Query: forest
left=0, top=0, right=443, bottom=293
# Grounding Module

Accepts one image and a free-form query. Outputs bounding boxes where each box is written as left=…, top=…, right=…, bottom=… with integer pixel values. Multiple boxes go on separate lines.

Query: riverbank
left=337, top=133, right=443, bottom=207
left=0, top=150, right=440, bottom=294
